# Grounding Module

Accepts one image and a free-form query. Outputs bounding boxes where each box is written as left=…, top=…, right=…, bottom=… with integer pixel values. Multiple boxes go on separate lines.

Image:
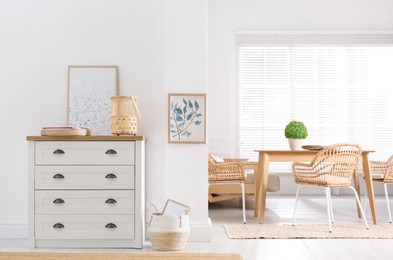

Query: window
left=237, top=33, right=393, bottom=163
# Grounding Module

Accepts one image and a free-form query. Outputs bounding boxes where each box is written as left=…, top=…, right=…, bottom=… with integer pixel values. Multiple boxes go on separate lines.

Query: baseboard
left=188, top=218, right=212, bottom=242
left=0, top=222, right=27, bottom=238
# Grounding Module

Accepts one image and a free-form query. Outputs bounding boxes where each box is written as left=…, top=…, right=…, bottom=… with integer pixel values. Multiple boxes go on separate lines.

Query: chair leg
left=292, top=185, right=302, bottom=226
left=327, top=188, right=335, bottom=223
left=362, top=191, right=368, bottom=215
left=384, top=183, right=392, bottom=223
left=325, top=187, right=332, bottom=233
left=348, top=186, right=369, bottom=229
left=240, top=181, right=246, bottom=224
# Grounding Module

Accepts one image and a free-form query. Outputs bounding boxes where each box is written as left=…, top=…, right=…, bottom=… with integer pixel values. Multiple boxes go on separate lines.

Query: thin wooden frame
left=67, top=65, right=118, bottom=135
left=168, top=93, right=206, bottom=144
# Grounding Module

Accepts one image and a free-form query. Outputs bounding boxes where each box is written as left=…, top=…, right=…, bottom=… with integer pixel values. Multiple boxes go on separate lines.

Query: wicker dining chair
left=208, top=154, right=247, bottom=224
left=292, top=143, right=369, bottom=232
left=363, top=155, right=393, bottom=223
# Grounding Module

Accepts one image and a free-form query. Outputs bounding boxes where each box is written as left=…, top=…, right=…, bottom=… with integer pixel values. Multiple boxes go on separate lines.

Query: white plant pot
left=288, top=138, right=304, bottom=150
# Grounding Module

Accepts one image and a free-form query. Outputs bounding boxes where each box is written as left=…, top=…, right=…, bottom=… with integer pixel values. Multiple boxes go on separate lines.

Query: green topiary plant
left=284, top=121, right=308, bottom=139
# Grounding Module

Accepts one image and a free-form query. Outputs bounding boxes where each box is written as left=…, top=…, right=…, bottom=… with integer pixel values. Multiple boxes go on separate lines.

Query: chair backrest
left=208, top=154, right=226, bottom=174
left=208, top=154, right=215, bottom=174
left=208, top=154, right=225, bottom=169
left=387, top=155, right=393, bottom=164
left=370, top=155, right=393, bottom=182
left=312, top=143, right=362, bottom=179
left=383, top=155, right=393, bottom=182
left=208, top=154, right=246, bottom=182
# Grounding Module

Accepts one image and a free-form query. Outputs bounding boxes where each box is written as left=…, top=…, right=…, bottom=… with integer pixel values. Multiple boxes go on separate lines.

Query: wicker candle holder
left=111, top=96, right=141, bottom=135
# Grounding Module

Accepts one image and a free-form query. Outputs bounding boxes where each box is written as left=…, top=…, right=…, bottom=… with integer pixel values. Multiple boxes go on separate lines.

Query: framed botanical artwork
left=168, top=93, right=206, bottom=143
left=67, top=65, right=118, bottom=135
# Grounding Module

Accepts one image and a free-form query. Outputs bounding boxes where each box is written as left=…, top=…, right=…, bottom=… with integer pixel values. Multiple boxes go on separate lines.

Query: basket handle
left=131, top=96, right=141, bottom=120
left=179, top=216, right=183, bottom=228
left=147, top=202, right=158, bottom=213
left=147, top=202, right=159, bottom=226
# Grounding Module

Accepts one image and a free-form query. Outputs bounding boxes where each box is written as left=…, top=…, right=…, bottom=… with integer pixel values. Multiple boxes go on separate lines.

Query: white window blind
left=237, top=33, right=393, bottom=163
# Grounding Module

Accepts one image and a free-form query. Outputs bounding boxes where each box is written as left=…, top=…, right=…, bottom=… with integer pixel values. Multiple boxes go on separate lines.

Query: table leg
left=353, top=167, right=362, bottom=218
left=254, top=153, right=263, bottom=217
left=258, top=153, right=270, bottom=224
left=362, top=153, right=378, bottom=224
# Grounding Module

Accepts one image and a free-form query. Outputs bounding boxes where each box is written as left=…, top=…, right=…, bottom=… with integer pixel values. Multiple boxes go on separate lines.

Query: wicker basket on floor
left=148, top=213, right=190, bottom=251
left=147, top=203, right=190, bottom=251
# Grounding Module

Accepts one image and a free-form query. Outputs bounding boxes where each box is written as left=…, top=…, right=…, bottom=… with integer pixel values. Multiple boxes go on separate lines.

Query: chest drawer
left=35, top=215, right=134, bottom=240
left=35, top=190, right=134, bottom=215
left=35, top=141, right=135, bottom=165
left=35, top=166, right=134, bottom=190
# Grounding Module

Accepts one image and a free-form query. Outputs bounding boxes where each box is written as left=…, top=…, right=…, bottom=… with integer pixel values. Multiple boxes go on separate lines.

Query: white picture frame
left=162, top=199, right=192, bottom=216
left=68, top=65, right=118, bottom=135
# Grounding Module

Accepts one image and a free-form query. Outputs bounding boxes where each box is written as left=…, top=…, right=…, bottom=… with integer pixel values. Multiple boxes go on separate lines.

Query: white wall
left=0, top=0, right=209, bottom=240
left=164, top=0, right=209, bottom=230
left=208, top=0, right=393, bottom=194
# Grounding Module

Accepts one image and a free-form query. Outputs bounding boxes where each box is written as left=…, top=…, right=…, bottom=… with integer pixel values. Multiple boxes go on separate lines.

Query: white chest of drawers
left=27, top=136, right=145, bottom=248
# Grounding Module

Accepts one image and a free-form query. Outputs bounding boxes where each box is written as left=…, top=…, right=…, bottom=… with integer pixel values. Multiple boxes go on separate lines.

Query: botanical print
left=168, top=94, right=206, bottom=143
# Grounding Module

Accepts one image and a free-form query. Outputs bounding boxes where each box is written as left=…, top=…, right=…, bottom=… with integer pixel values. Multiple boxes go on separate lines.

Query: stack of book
left=41, top=126, right=91, bottom=136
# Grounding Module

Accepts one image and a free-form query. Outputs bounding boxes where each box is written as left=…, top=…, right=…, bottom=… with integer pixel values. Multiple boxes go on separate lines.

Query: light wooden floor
left=1, top=195, right=393, bottom=260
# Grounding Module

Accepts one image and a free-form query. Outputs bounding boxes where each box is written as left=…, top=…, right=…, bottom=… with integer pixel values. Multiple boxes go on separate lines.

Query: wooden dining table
left=253, top=149, right=377, bottom=224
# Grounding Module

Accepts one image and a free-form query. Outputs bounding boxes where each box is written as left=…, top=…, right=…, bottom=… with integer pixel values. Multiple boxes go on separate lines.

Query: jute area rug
left=225, top=223, right=393, bottom=239
left=0, top=252, right=242, bottom=260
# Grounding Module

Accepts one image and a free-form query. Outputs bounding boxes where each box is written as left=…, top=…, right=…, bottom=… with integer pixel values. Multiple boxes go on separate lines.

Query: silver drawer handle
left=53, top=223, right=65, bottom=229
left=53, top=198, right=65, bottom=204
left=105, top=198, right=117, bottom=204
left=105, top=173, right=117, bottom=179
left=53, top=174, right=65, bottom=179
left=53, top=149, right=65, bottom=155
left=105, top=223, right=117, bottom=229
left=105, top=149, right=117, bottom=155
